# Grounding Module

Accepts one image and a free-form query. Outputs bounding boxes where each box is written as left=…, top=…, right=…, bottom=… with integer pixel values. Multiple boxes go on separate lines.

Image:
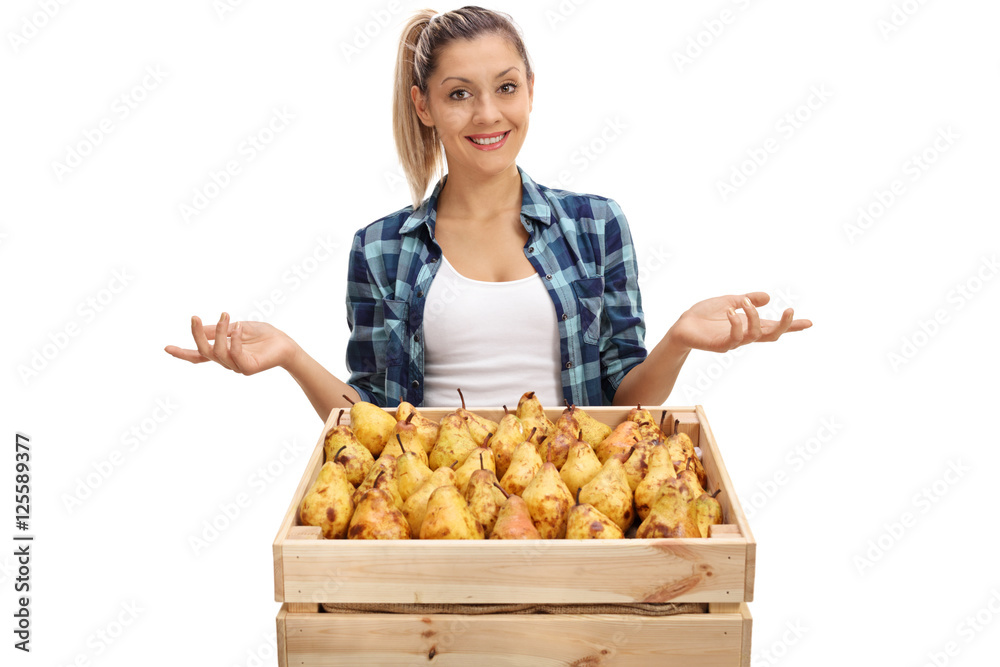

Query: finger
left=212, top=312, right=236, bottom=369
left=758, top=308, right=794, bottom=342
left=229, top=321, right=245, bottom=373
left=726, top=307, right=743, bottom=350
left=742, top=296, right=762, bottom=342
left=745, top=291, right=771, bottom=308
left=164, top=345, right=210, bottom=364
left=191, top=315, right=217, bottom=360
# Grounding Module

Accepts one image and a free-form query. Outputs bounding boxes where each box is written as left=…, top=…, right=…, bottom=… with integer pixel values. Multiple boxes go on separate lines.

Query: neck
left=436, top=164, right=522, bottom=223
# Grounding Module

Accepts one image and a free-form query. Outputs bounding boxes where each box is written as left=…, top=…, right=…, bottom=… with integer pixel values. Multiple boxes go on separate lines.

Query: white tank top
left=421, top=256, right=563, bottom=409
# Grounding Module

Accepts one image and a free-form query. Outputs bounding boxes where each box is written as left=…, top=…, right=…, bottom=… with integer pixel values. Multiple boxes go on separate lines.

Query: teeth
left=470, top=132, right=507, bottom=145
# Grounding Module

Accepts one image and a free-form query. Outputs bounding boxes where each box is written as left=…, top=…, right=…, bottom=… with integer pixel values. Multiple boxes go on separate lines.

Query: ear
left=527, top=72, right=534, bottom=113
left=411, top=85, right=434, bottom=128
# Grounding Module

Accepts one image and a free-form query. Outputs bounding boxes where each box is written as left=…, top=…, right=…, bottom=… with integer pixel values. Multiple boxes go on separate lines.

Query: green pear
left=419, top=485, right=485, bottom=540
left=299, top=461, right=355, bottom=539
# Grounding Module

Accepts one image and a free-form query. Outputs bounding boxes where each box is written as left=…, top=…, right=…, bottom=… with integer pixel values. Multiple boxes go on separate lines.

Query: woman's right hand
left=164, top=312, right=298, bottom=376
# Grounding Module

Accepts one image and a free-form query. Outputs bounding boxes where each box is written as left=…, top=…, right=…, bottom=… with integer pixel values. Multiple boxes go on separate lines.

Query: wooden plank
left=697, top=405, right=756, bottom=602
left=282, top=610, right=745, bottom=666
left=280, top=538, right=747, bottom=604
left=740, top=602, right=753, bottom=667
left=276, top=605, right=288, bottom=667
left=287, top=529, right=323, bottom=613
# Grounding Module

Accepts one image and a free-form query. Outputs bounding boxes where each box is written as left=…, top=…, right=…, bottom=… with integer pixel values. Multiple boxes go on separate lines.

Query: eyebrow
left=440, top=67, right=520, bottom=86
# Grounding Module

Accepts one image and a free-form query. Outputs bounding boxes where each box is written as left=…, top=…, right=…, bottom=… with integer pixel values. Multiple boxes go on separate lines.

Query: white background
left=3, top=1, right=999, bottom=665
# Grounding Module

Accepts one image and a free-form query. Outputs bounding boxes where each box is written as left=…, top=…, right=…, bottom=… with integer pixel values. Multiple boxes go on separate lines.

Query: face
left=411, top=34, right=533, bottom=181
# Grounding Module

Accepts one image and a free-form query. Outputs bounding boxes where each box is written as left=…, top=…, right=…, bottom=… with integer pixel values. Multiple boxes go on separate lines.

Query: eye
left=499, top=81, right=518, bottom=95
left=449, top=89, right=471, bottom=100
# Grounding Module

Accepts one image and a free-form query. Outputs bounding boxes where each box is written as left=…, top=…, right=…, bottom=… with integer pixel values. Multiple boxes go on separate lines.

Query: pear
left=464, top=469, right=505, bottom=536
left=490, top=486, right=542, bottom=540
left=516, top=391, right=553, bottom=445
left=381, top=431, right=429, bottom=467
left=402, top=466, right=457, bottom=536
left=674, top=462, right=706, bottom=500
left=419, top=485, right=485, bottom=539
left=565, top=489, right=625, bottom=539
left=634, top=445, right=678, bottom=520
left=665, top=419, right=707, bottom=487
left=560, top=437, right=603, bottom=498
left=324, top=410, right=375, bottom=487
left=499, top=440, right=544, bottom=496
left=299, top=461, right=355, bottom=539
left=395, top=401, right=440, bottom=454
left=347, top=486, right=410, bottom=539
left=343, top=395, right=396, bottom=457
left=636, top=479, right=700, bottom=539
left=623, top=440, right=657, bottom=492
left=352, top=458, right=403, bottom=509
left=455, top=388, right=499, bottom=446
left=429, top=412, right=479, bottom=471
left=594, top=420, right=640, bottom=464
left=489, top=406, right=526, bottom=479
left=692, top=490, right=724, bottom=538
left=395, top=438, right=434, bottom=501
left=578, top=450, right=635, bottom=532
left=566, top=405, right=612, bottom=448
left=455, top=447, right=497, bottom=495
left=522, top=462, right=574, bottom=539
left=536, top=427, right=575, bottom=469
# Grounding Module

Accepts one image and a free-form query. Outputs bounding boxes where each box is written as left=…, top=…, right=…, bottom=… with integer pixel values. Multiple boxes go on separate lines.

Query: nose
left=472, top=93, right=502, bottom=126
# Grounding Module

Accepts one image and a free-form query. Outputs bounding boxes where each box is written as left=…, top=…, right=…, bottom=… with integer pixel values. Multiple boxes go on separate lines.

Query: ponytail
left=392, top=6, right=534, bottom=210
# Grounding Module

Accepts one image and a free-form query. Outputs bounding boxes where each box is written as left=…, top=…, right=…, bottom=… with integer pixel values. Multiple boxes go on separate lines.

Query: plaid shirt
left=345, top=165, right=647, bottom=408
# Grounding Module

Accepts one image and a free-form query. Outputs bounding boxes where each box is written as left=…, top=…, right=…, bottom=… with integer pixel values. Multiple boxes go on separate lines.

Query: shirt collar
left=398, top=165, right=553, bottom=236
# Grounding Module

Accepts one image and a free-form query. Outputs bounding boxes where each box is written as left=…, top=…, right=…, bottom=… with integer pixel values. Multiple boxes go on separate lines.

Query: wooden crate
left=273, top=405, right=755, bottom=666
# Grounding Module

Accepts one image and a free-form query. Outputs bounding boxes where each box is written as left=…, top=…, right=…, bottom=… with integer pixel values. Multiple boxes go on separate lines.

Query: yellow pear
left=299, top=461, right=355, bottom=539
left=464, top=469, right=506, bottom=536
left=396, top=441, right=434, bottom=501
left=499, top=440, right=544, bottom=496
left=565, top=489, right=625, bottom=539
left=634, top=445, right=678, bottom=520
left=692, top=490, right=724, bottom=538
left=347, top=487, right=410, bottom=539
left=560, top=437, right=603, bottom=498
left=344, top=395, right=396, bottom=457
left=578, top=452, right=635, bottom=532
left=352, top=461, right=403, bottom=510
left=636, top=479, right=700, bottom=539
left=516, top=391, right=553, bottom=445
left=419, top=485, right=485, bottom=539
left=489, top=406, right=526, bottom=479
left=381, top=432, right=429, bottom=468
left=536, top=427, right=576, bottom=469
left=566, top=405, right=612, bottom=448
left=665, top=418, right=707, bottom=487
left=402, top=466, right=457, bottom=536
left=455, top=388, right=499, bottom=446
left=324, top=410, right=375, bottom=487
left=395, top=401, right=440, bottom=454
left=490, top=487, right=542, bottom=540
left=454, top=446, right=497, bottom=495
left=522, top=462, right=574, bottom=539
left=623, top=440, right=657, bottom=492
left=429, top=412, right=479, bottom=471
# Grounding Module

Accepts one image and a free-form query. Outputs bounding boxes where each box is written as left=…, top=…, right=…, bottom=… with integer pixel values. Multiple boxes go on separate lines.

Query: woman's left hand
left=666, top=291, right=812, bottom=354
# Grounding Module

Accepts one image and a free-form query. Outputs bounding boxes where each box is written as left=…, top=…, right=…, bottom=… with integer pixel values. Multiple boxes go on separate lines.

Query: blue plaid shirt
left=345, top=166, right=647, bottom=408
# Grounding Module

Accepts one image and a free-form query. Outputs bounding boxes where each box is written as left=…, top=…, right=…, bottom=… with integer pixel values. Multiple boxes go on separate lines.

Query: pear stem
left=527, top=427, right=537, bottom=442
left=335, top=445, right=347, bottom=459
left=711, top=489, right=722, bottom=498
left=479, top=452, right=484, bottom=470
left=483, top=432, right=493, bottom=448
left=337, top=409, right=345, bottom=425
left=625, top=445, right=636, bottom=460
left=396, top=433, right=407, bottom=453
left=503, top=405, right=509, bottom=416
left=575, top=487, right=582, bottom=506
left=493, top=482, right=510, bottom=499
left=457, top=387, right=466, bottom=410
left=405, top=412, right=415, bottom=424
left=674, top=419, right=680, bottom=437
left=342, top=394, right=356, bottom=405
left=659, top=411, right=667, bottom=430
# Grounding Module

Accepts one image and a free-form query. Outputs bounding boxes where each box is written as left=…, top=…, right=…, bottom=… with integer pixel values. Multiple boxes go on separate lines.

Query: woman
left=165, top=6, right=811, bottom=417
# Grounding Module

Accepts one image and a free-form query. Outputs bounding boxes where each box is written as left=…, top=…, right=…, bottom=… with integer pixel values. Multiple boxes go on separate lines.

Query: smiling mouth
left=466, top=131, right=510, bottom=150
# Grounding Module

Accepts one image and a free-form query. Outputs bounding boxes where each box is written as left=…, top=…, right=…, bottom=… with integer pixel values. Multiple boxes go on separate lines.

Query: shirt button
left=561, top=313, right=568, bottom=321
left=429, top=257, right=438, bottom=263
left=545, top=274, right=552, bottom=280
left=417, top=290, right=424, bottom=298
left=413, top=333, right=420, bottom=342
left=411, top=380, right=419, bottom=388
left=565, top=362, right=572, bottom=369
left=527, top=246, right=535, bottom=253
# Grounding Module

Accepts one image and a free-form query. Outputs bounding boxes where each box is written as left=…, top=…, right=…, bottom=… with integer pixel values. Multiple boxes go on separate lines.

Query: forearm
left=612, top=328, right=691, bottom=407
left=283, top=343, right=360, bottom=421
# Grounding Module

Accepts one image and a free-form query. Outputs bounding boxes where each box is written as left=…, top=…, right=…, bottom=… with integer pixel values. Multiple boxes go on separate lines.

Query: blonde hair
left=393, top=6, right=534, bottom=209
